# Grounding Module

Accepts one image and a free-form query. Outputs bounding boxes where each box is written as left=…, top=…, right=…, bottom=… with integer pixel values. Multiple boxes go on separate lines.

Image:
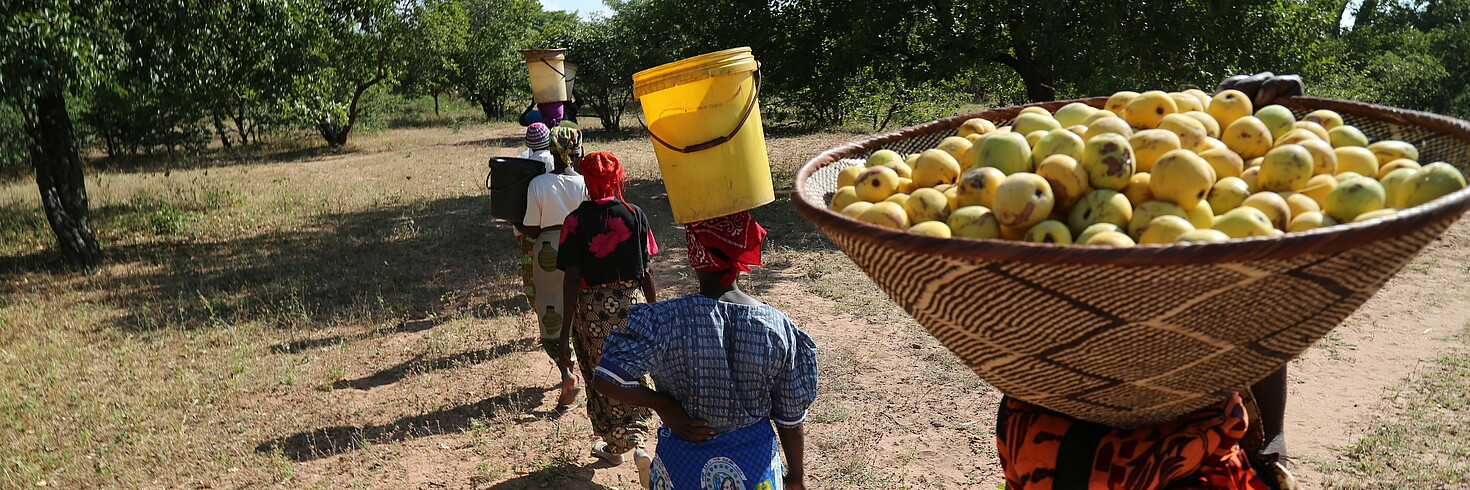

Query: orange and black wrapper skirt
left=996, top=393, right=1269, bottom=490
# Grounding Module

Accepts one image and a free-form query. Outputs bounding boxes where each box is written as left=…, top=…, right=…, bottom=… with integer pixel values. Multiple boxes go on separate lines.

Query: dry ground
left=1, top=117, right=1467, bottom=489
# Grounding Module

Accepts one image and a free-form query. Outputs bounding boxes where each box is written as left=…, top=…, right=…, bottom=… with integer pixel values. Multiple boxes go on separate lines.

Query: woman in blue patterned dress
left=594, top=212, right=819, bottom=490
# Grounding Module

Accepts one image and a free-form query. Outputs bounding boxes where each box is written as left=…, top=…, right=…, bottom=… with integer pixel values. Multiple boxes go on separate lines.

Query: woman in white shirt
left=517, top=125, right=588, bottom=408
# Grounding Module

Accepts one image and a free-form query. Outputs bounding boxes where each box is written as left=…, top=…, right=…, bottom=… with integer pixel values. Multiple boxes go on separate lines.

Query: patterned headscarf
left=685, top=211, right=766, bottom=286
left=525, top=123, right=550, bottom=150
left=549, top=125, right=582, bottom=165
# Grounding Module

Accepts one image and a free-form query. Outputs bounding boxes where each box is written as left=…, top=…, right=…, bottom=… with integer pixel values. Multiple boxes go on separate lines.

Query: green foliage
left=0, top=0, right=115, bottom=103
left=1308, top=0, right=1470, bottom=118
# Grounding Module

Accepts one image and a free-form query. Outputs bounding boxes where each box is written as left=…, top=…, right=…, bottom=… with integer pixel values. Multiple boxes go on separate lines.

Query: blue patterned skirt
left=648, top=419, right=784, bottom=490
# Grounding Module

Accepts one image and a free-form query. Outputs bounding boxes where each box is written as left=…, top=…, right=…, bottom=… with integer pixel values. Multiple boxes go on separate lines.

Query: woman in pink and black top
left=555, top=152, right=659, bottom=483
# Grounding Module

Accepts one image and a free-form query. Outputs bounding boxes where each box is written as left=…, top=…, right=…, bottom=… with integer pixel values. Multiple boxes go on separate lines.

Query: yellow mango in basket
left=1036, top=154, right=1091, bottom=209
left=1379, top=167, right=1419, bottom=209
left=1183, top=111, right=1221, bottom=139
left=1255, top=105, right=1297, bottom=139
left=908, top=221, right=953, bottom=238
left=912, top=149, right=962, bottom=188
left=1169, top=92, right=1201, bottom=113
left=1352, top=208, right=1399, bottom=222
left=858, top=201, right=910, bottom=230
left=1286, top=211, right=1335, bottom=232
left=1324, top=176, right=1387, bottom=222
left=1157, top=113, right=1209, bottom=152
left=1128, top=201, right=1187, bottom=238
left=1184, top=89, right=1213, bottom=111
left=1334, top=146, right=1379, bottom=177
left=1138, top=215, right=1196, bottom=244
left=1377, top=159, right=1421, bottom=180
left=867, top=149, right=904, bottom=168
left=1243, top=191, right=1291, bottom=230
left=969, top=132, right=1033, bottom=175
left=936, top=136, right=973, bottom=162
left=1292, top=121, right=1330, bottom=141
left=1212, top=206, right=1276, bottom=238
left=992, top=172, right=1055, bottom=229
left=1023, top=220, right=1073, bottom=244
left=958, top=118, right=997, bottom=138
left=1105, top=91, right=1141, bottom=114
left=854, top=166, right=901, bottom=203
left=837, top=166, right=865, bottom=188
left=955, top=166, right=1007, bottom=209
left=1302, top=110, right=1343, bottom=130
left=1076, top=223, right=1123, bottom=244
left=1129, top=129, right=1181, bottom=172
left=1274, top=128, right=1322, bottom=148
left=904, top=188, right=951, bottom=224
left=1200, top=147, right=1244, bottom=179
left=830, top=186, right=860, bottom=211
left=1014, top=112, right=1062, bottom=136
left=840, top=201, right=874, bottom=220
left=1283, top=192, right=1320, bottom=218
left=1084, top=231, right=1136, bottom=247
left=1258, top=144, right=1314, bottom=192
left=1124, top=172, right=1154, bottom=208
left=1185, top=201, right=1215, bottom=228
left=1150, top=149, right=1215, bottom=210
left=1298, top=139, right=1337, bottom=176
left=1177, top=228, right=1231, bottom=242
left=947, top=205, right=1002, bottom=239
left=1083, top=116, right=1134, bottom=140
left=1122, top=91, right=1178, bottom=129
left=1054, top=102, right=1098, bottom=128
left=1368, top=140, right=1419, bottom=165
left=1327, top=125, right=1369, bottom=148
left=1207, top=177, right=1252, bottom=214
left=1223, top=116, right=1274, bottom=159
left=1398, top=162, right=1468, bottom=209
left=1080, top=133, right=1136, bottom=191
left=1068, top=189, right=1133, bottom=235
left=1033, top=128, right=1085, bottom=165
left=1299, top=174, right=1335, bottom=207
left=1208, top=90, right=1253, bottom=127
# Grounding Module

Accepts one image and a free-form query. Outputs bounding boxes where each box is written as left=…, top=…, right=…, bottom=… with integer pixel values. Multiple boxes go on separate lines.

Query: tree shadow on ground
left=2, top=170, right=838, bottom=339
left=255, top=386, right=546, bottom=462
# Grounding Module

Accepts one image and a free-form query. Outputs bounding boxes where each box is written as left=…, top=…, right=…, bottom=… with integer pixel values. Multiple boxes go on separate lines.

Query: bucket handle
left=637, top=67, right=762, bottom=154
left=539, top=58, right=574, bottom=83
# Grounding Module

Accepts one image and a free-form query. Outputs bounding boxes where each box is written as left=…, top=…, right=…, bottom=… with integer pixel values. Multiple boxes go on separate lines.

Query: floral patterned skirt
left=574, top=280, right=654, bottom=455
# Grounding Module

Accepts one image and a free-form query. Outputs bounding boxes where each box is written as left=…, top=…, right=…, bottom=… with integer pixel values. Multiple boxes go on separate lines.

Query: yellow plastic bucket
left=520, top=49, right=568, bottom=104
left=633, top=47, right=773, bottom=224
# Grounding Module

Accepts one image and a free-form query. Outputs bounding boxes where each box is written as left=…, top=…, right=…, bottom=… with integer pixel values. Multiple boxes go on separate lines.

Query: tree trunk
left=212, top=113, right=232, bottom=148
left=26, top=88, right=101, bottom=268
left=433, top=93, right=440, bottom=115
left=993, top=48, right=1056, bottom=103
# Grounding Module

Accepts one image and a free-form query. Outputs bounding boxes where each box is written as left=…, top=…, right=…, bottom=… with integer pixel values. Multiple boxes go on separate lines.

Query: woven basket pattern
left=794, top=96, right=1470, bottom=427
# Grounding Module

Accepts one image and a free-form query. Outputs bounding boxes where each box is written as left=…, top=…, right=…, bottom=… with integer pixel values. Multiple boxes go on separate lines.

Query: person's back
left=599, top=294, right=815, bottom=434
left=594, top=211, right=816, bottom=489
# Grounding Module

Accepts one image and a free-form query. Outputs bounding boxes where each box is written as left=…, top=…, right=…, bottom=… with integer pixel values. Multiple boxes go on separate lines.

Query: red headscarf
left=580, top=152, right=624, bottom=201
left=685, top=211, right=766, bottom=286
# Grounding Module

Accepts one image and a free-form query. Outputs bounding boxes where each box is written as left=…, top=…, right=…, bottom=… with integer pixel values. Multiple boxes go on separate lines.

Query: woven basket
left=793, top=96, right=1470, bottom=428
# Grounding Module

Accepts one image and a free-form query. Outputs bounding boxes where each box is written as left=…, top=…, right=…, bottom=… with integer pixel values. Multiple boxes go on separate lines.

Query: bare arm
left=640, top=270, right=657, bottom=303
left=592, top=377, right=715, bottom=442
left=777, top=425, right=806, bottom=490
left=558, top=266, right=580, bottom=368
left=515, top=223, right=541, bottom=238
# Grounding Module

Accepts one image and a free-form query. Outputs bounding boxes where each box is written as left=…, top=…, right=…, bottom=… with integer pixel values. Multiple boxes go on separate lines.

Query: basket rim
left=793, top=95, right=1470, bottom=266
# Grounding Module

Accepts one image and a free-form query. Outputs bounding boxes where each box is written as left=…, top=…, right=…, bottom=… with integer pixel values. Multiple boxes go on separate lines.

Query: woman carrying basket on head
left=594, top=212, right=818, bottom=490
left=553, top=152, right=660, bottom=479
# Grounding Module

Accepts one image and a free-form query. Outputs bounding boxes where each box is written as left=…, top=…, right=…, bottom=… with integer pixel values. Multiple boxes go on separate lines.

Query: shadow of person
left=255, top=386, right=546, bottom=462
left=481, top=462, right=604, bottom=489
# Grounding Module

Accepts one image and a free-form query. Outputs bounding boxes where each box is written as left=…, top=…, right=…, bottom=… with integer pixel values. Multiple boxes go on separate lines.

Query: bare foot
left=556, top=372, right=582, bottom=410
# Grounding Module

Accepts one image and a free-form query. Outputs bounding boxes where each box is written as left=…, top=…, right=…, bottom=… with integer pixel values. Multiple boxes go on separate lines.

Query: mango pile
left=828, top=89, right=1468, bottom=245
